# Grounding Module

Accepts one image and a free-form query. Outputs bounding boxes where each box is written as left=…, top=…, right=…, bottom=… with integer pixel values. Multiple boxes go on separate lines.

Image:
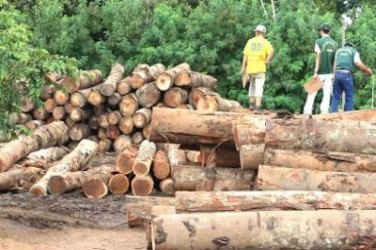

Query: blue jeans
left=330, top=71, right=354, bottom=112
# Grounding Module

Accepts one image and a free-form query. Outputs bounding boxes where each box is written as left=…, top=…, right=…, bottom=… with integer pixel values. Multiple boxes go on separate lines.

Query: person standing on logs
left=303, top=24, right=337, bottom=115
left=241, top=24, right=274, bottom=114
left=330, top=42, right=373, bottom=112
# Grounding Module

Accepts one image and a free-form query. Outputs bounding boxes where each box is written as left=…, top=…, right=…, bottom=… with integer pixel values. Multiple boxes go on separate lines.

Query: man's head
left=344, top=42, right=354, bottom=47
left=254, top=25, right=266, bottom=36
left=318, top=24, right=331, bottom=36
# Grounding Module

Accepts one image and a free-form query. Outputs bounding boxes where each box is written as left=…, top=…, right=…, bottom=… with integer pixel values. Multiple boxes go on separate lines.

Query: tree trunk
left=0, top=167, right=44, bottom=191
left=119, top=93, right=139, bottom=116
left=116, top=146, right=138, bottom=174
left=159, top=178, right=174, bottom=196
left=133, top=108, right=152, bottom=128
left=131, top=175, right=154, bottom=196
left=125, top=195, right=175, bottom=228
left=70, top=107, right=92, bottom=122
left=265, top=148, right=376, bottom=172
left=152, top=210, right=376, bottom=249
left=33, top=107, right=49, bottom=121
left=21, top=97, right=34, bottom=113
left=175, top=190, right=376, bottom=212
left=52, top=106, right=66, bottom=120
left=48, top=165, right=116, bottom=195
left=153, top=150, right=171, bottom=180
left=175, top=71, right=217, bottom=90
left=83, top=171, right=112, bottom=199
left=143, top=123, right=152, bottom=140
left=185, top=150, right=201, bottom=164
left=188, top=87, right=215, bottom=108
left=108, top=174, right=129, bottom=195
left=98, top=139, right=112, bottom=154
left=69, top=124, right=91, bottom=141
left=156, top=63, right=190, bottom=91
left=114, top=135, right=132, bottom=152
left=118, top=116, right=134, bottom=135
left=255, top=165, right=376, bottom=193
left=107, top=92, right=122, bottom=107
left=0, top=121, right=68, bottom=172
left=25, top=120, right=45, bottom=130
left=117, top=78, right=132, bottom=95
left=133, top=140, right=157, bottom=176
left=232, top=117, right=266, bottom=150
left=53, top=90, right=69, bottom=105
left=172, top=165, right=255, bottom=191
left=163, top=87, right=188, bottom=108
left=135, top=82, right=161, bottom=108
left=26, top=146, right=69, bottom=164
left=100, top=64, right=124, bottom=96
left=265, top=118, right=376, bottom=154
left=240, top=144, right=265, bottom=170
left=132, top=132, right=144, bottom=145
left=29, top=139, right=98, bottom=196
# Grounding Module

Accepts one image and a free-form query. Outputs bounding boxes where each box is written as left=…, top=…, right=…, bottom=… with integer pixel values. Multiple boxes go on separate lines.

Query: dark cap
left=344, top=42, right=354, bottom=47
left=318, top=24, right=331, bottom=32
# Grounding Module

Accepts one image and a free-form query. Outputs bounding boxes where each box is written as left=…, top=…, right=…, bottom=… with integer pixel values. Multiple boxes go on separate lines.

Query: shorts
left=248, top=73, right=265, bottom=98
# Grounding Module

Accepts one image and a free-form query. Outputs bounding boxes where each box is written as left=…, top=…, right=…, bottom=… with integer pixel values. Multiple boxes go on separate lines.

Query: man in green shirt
left=330, top=42, right=372, bottom=112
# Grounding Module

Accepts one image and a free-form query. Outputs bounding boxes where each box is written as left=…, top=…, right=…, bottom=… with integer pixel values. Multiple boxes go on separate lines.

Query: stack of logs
left=125, top=108, right=376, bottom=249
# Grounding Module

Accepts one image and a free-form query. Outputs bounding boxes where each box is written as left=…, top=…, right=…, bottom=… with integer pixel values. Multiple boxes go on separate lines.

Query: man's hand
left=366, top=68, right=373, bottom=76
left=241, top=68, right=246, bottom=74
left=313, top=73, right=319, bottom=80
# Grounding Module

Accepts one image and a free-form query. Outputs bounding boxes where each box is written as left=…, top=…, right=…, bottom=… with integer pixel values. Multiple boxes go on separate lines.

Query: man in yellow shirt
left=241, top=25, right=274, bottom=113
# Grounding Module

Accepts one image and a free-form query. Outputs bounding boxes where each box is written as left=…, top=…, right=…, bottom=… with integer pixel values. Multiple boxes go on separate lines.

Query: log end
left=196, top=96, right=218, bottom=112
left=100, top=84, right=116, bottom=97
left=129, top=74, right=144, bottom=89
left=133, top=162, right=149, bottom=176
left=47, top=175, right=66, bottom=195
left=116, top=153, right=135, bottom=175
left=109, top=174, right=129, bottom=195
left=83, top=178, right=108, bottom=199
left=156, top=74, right=172, bottom=91
left=29, top=185, right=47, bottom=197
left=153, top=163, right=171, bottom=180
left=131, top=176, right=154, bottom=196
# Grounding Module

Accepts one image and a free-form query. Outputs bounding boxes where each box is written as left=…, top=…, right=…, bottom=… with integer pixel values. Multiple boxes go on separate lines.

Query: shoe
left=249, top=103, right=256, bottom=110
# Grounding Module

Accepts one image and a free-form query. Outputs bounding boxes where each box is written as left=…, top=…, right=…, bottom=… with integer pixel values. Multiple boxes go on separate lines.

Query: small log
left=26, top=146, right=69, bottom=164
left=131, top=175, right=154, bottom=196
left=68, top=124, right=91, bottom=141
left=129, top=63, right=165, bottom=89
left=188, top=87, right=214, bottom=108
left=0, top=167, right=43, bottom=191
left=107, top=92, right=122, bottom=107
left=132, top=132, right=144, bottom=145
left=163, top=87, right=188, bottom=108
left=97, top=128, right=108, bottom=140
left=166, top=144, right=187, bottom=167
left=175, top=71, right=217, bottom=90
left=240, top=144, right=265, bottom=170
left=196, top=95, right=217, bottom=112
left=152, top=150, right=171, bottom=180
left=185, top=150, right=201, bottom=164
left=64, top=117, right=76, bottom=128
left=25, top=120, right=45, bottom=130
left=43, top=98, right=57, bottom=113
left=29, top=139, right=98, bottom=196
left=70, top=92, right=87, bottom=108
left=156, top=63, right=190, bottom=91
left=119, top=93, right=139, bottom=116
left=88, top=116, right=100, bottom=130
left=107, top=111, right=121, bottom=126
left=33, top=107, right=49, bottom=121
left=114, top=135, right=132, bottom=152
left=53, top=90, right=69, bottom=105
left=72, top=82, right=105, bottom=107
left=93, top=103, right=106, bottom=116
left=64, top=102, right=74, bottom=114
left=100, top=64, right=124, bottom=96
left=197, top=94, right=241, bottom=112
left=87, top=90, right=105, bottom=106
left=83, top=172, right=112, bottom=199
left=133, top=108, right=152, bottom=128
left=40, top=85, right=54, bottom=101
left=109, top=174, right=129, bottom=195
left=159, top=178, right=174, bottom=196
left=116, top=146, right=138, bottom=174
left=106, top=125, right=120, bottom=140
left=118, top=116, right=134, bottom=135
left=87, top=135, right=99, bottom=143
left=21, top=96, right=34, bottom=113
left=133, top=140, right=157, bottom=176
left=142, top=123, right=152, bottom=140
left=62, top=70, right=103, bottom=93
left=117, top=78, right=132, bottom=95
left=52, top=106, right=66, bottom=120
left=172, top=165, right=254, bottom=191
left=98, top=113, right=109, bottom=128
left=98, top=139, right=112, bottom=153
left=135, top=83, right=161, bottom=108
left=255, top=165, right=376, bottom=193
left=69, top=107, right=92, bottom=122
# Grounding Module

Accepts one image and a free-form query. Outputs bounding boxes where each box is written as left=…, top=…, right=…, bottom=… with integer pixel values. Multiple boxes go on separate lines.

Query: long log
left=83, top=171, right=112, bottom=199
left=172, top=165, right=254, bottom=191
left=119, top=93, right=139, bottom=116
left=0, top=121, right=68, bottom=172
left=255, top=165, right=376, bottom=193
left=312, top=109, right=376, bottom=121
left=131, top=175, right=154, bottom=196
left=240, top=144, right=264, bottom=170
left=117, top=78, right=132, bottom=95
left=135, top=82, right=161, bottom=108
left=0, top=167, right=44, bottom=191
left=29, top=139, right=98, bottom=196
left=68, top=124, right=91, bottom=141
left=156, top=63, right=190, bottom=91
left=163, top=87, right=188, bottom=108
left=62, top=70, right=102, bottom=93
left=114, top=135, right=132, bottom=152
left=100, top=64, right=124, bottom=96
left=133, top=140, right=156, bottom=176
left=152, top=210, right=376, bottom=249
left=265, top=148, right=376, bottom=172
left=116, top=146, right=138, bottom=174
left=265, top=118, right=376, bottom=154
left=108, top=174, right=129, bottom=195
left=26, top=146, right=69, bottom=164
left=132, top=108, right=152, bottom=128
left=152, top=150, right=170, bottom=180
left=175, top=71, right=217, bottom=90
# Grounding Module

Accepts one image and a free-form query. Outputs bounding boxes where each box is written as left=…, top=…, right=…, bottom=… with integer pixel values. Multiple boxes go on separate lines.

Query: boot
left=255, top=97, right=263, bottom=114
left=249, top=97, right=256, bottom=110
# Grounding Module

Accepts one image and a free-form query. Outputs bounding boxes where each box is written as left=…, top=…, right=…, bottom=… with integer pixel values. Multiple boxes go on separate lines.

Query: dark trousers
left=330, top=71, right=354, bottom=112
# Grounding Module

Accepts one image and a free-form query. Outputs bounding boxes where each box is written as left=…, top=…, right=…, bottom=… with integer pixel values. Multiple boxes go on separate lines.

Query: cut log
left=240, top=144, right=265, bottom=170
left=62, top=70, right=103, bottom=93
left=10, top=113, right=32, bottom=125
left=52, top=106, right=66, bottom=120
left=132, top=108, right=152, bottom=128
left=131, top=175, right=154, bottom=196
left=265, top=148, right=376, bottom=172
left=116, top=146, right=138, bottom=174
left=70, top=92, right=87, bottom=108
left=117, top=78, right=132, bottom=95
left=125, top=195, right=175, bottom=228
left=88, top=116, right=99, bottom=130
left=98, top=113, right=109, bottom=128
left=313, top=109, right=376, bottom=121
left=188, top=87, right=214, bottom=108
left=33, top=107, right=49, bottom=121
left=152, top=150, right=171, bottom=180
left=97, top=128, right=108, bottom=140
left=64, top=102, right=74, bottom=114
left=114, top=135, right=132, bottom=152
left=64, top=117, right=76, bottom=128
left=255, top=165, right=376, bottom=193
left=40, top=85, right=54, bottom=101
left=68, top=124, right=91, bottom=141
left=129, top=63, right=165, bottom=89
left=26, top=146, right=69, bottom=164
left=100, top=64, right=124, bottom=96
left=118, top=116, right=134, bottom=135
left=196, top=95, right=217, bottom=112
left=142, top=123, right=152, bottom=140
left=108, top=174, right=129, bottom=195
left=98, top=139, right=112, bottom=153
left=172, top=165, right=254, bottom=191
left=70, top=107, right=92, bottom=122
left=156, top=63, right=190, bottom=91
left=197, top=94, right=241, bottom=112
left=232, top=117, right=266, bottom=150
left=25, top=120, right=45, bottom=130
left=87, top=90, right=105, bottom=106
left=106, top=125, right=120, bottom=140
left=43, top=98, right=57, bottom=113
left=159, top=178, right=174, bottom=196
left=132, top=132, right=144, bottom=145
left=0, top=167, right=43, bottom=191
left=133, top=140, right=156, bottom=176
left=107, top=93, right=122, bottom=107
left=163, top=87, right=188, bottom=108
left=29, top=139, right=98, bottom=196
left=83, top=172, right=112, bottom=199
left=0, top=121, right=68, bottom=172
left=119, top=93, right=139, bottom=116
left=175, top=191, right=376, bottom=212
left=53, top=90, right=69, bottom=105
left=87, top=135, right=99, bottom=143
left=185, top=150, right=201, bottom=164
left=176, top=104, right=193, bottom=110
left=128, top=64, right=150, bottom=89
left=152, top=210, right=376, bottom=249
left=47, top=165, right=116, bottom=195
left=135, top=83, right=161, bottom=108
left=175, top=71, right=217, bottom=90
left=265, top=118, right=376, bottom=154
left=21, top=96, right=34, bottom=113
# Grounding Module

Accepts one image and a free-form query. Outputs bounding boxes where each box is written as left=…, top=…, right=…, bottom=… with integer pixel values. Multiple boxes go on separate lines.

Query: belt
left=336, top=69, right=352, bottom=73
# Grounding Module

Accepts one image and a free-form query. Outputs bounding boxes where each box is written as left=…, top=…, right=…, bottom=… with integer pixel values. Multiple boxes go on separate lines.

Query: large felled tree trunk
left=156, top=63, right=190, bottom=91
left=135, top=83, right=161, bottom=108
left=29, top=139, right=98, bottom=196
left=255, top=165, right=376, bottom=193
left=133, top=140, right=156, bottom=176
left=100, top=64, right=124, bottom=96
left=175, top=71, right=217, bottom=90
left=312, top=109, right=376, bottom=121
left=152, top=210, right=376, bottom=249
left=0, top=167, right=44, bottom=191
left=0, top=121, right=68, bottom=172
left=25, top=146, right=69, bottom=164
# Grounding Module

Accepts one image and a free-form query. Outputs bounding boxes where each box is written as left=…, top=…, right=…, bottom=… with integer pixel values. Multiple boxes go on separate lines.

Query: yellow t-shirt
left=243, top=36, right=273, bottom=74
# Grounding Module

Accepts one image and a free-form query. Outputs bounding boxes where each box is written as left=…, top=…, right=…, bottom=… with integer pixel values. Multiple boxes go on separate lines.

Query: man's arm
left=314, top=52, right=320, bottom=78
left=241, top=54, right=247, bottom=74
left=356, top=62, right=372, bottom=76
left=265, top=49, right=274, bottom=65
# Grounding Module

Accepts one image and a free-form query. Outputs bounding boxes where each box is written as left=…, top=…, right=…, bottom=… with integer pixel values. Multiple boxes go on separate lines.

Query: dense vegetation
left=1, top=0, right=375, bottom=134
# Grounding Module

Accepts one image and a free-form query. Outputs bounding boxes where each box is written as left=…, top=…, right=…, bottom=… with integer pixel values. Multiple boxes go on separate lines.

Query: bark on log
left=21, top=97, right=34, bottom=113
left=175, top=71, right=217, bottom=90
left=312, top=109, right=376, bottom=121
left=197, top=94, right=241, bottom=112
left=156, top=63, right=190, bottom=91
left=152, top=150, right=171, bottom=180
left=25, top=120, right=45, bottom=130
left=159, top=178, right=174, bottom=196
left=265, top=148, right=376, bottom=172
left=98, top=139, right=112, bottom=154
left=132, top=132, right=144, bottom=145
left=175, top=191, right=376, bottom=212
left=117, top=78, right=132, bottom=95
left=131, top=175, right=154, bottom=196
left=116, top=146, right=138, bottom=174
left=118, top=116, right=134, bottom=135
left=68, top=124, right=91, bottom=141
left=0, top=167, right=43, bottom=191
left=33, top=107, right=49, bottom=121
left=114, top=135, right=132, bottom=152
left=185, top=150, right=201, bottom=164
left=108, top=174, right=129, bottom=195
left=163, top=87, right=188, bottom=108
left=133, top=108, right=152, bottom=128
left=165, top=144, right=185, bottom=168
left=151, top=210, right=376, bottom=249
left=106, top=125, right=120, bottom=140
left=62, top=70, right=103, bottom=93
left=100, top=64, right=124, bottom=96
left=143, top=123, right=152, bottom=140
left=265, top=118, right=376, bottom=154
left=232, top=117, right=266, bottom=150
left=47, top=165, right=116, bottom=195
left=69, top=107, right=92, bottom=122
left=29, top=139, right=98, bottom=196
left=83, top=171, right=112, bottom=199
left=240, top=144, right=265, bottom=170
left=133, top=140, right=156, bottom=176
left=52, top=106, right=66, bottom=120
left=0, top=121, right=68, bottom=172
left=172, top=165, right=254, bottom=191
left=107, top=93, right=122, bottom=107
left=135, top=83, right=161, bottom=108
left=255, top=165, right=376, bottom=193
left=26, top=147, right=69, bottom=164
left=119, top=93, right=139, bottom=116
left=53, top=90, right=69, bottom=105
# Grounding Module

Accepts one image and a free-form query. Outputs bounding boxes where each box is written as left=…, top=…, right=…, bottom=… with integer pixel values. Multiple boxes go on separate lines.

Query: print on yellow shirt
left=243, top=36, right=273, bottom=74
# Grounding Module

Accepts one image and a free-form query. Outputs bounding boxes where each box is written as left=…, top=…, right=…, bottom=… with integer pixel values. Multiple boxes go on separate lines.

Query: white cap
left=254, top=25, right=266, bottom=33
